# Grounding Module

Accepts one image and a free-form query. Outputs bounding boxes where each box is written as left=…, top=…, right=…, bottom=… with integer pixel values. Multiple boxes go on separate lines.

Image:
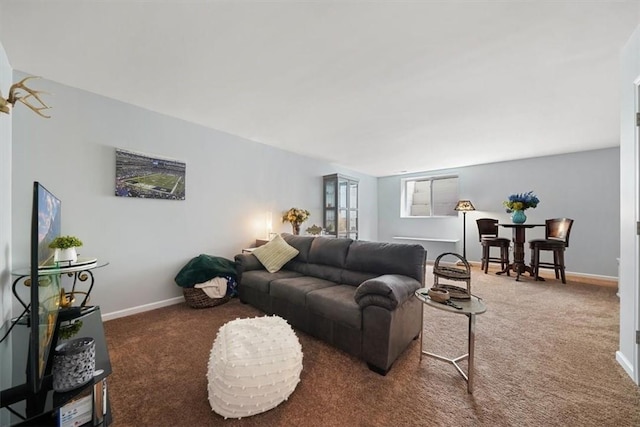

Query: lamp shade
left=454, top=200, right=476, bottom=212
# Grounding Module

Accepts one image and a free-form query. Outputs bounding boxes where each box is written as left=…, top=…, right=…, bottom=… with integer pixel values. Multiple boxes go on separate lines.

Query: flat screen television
left=28, top=181, right=62, bottom=394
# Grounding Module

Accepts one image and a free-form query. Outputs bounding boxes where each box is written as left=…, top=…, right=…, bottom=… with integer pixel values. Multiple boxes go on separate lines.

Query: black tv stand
left=0, top=380, right=52, bottom=423
left=57, top=305, right=97, bottom=322
left=0, top=383, right=29, bottom=408
left=0, top=307, right=112, bottom=427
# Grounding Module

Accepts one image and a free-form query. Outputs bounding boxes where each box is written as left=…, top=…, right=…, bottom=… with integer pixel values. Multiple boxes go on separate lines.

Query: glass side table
left=11, top=258, right=109, bottom=310
left=414, top=288, right=487, bottom=394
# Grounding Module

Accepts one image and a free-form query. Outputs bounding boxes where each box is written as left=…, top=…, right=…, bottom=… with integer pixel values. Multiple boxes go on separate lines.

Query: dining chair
left=528, top=218, right=574, bottom=283
left=476, top=218, right=510, bottom=275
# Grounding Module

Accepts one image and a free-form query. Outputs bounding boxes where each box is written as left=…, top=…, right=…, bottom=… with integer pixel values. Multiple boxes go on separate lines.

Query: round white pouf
left=207, top=315, right=303, bottom=419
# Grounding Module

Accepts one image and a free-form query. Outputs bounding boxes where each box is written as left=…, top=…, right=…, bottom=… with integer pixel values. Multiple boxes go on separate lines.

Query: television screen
left=29, top=182, right=62, bottom=393
left=36, top=184, right=61, bottom=267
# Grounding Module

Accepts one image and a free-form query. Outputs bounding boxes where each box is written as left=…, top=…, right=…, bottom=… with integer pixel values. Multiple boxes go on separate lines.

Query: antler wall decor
left=0, top=76, right=51, bottom=118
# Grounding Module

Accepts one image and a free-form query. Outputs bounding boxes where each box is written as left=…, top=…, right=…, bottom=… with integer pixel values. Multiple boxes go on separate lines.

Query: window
left=401, top=175, right=459, bottom=217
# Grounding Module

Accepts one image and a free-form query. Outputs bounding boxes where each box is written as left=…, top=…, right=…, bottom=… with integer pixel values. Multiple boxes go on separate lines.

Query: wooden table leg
left=512, top=227, right=526, bottom=281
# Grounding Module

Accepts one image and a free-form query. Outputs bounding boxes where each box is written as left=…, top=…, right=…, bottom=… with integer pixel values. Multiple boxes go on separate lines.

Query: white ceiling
left=0, top=1, right=638, bottom=177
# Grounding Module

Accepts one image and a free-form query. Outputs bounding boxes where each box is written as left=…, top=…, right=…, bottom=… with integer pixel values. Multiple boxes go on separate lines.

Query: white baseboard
left=442, top=261, right=618, bottom=283
left=101, top=296, right=184, bottom=321
left=565, top=270, right=618, bottom=282
left=615, top=350, right=637, bottom=385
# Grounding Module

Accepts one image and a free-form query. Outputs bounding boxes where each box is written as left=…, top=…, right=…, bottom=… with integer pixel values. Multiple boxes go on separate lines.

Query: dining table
left=497, top=223, right=545, bottom=281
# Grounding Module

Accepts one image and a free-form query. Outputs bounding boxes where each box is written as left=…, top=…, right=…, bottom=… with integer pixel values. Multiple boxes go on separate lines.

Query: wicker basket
left=432, top=252, right=471, bottom=299
left=183, top=287, right=231, bottom=309
left=427, top=287, right=450, bottom=303
left=432, top=284, right=470, bottom=300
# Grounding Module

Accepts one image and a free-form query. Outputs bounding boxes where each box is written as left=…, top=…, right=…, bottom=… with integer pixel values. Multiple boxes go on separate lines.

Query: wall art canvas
left=115, top=148, right=186, bottom=200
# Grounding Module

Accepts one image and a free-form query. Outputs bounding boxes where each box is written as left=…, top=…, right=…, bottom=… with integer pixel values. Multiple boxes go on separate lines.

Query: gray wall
left=10, top=74, right=377, bottom=317
left=619, top=23, right=639, bottom=384
left=0, top=40, right=12, bottom=407
left=378, top=148, right=620, bottom=278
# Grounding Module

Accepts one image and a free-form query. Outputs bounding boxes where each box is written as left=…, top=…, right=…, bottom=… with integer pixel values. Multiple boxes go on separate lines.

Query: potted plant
left=49, top=235, right=83, bottom=263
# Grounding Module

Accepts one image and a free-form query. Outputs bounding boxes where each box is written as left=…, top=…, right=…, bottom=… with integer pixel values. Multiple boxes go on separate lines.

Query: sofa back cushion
left=277, top=235, right=425, bottom=287
left=344, top=241, right=426, bottom=284
left=281, top=234, right=315, bottom=262
left=306, top=264, right=344, bottom=283
left=308, top=237, right=352, bottom=268
left=341, top=270, right=379, bottom=287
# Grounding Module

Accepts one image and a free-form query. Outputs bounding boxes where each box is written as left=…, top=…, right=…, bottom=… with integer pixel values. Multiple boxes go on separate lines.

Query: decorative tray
left=432, top=285, right=470, bottom=300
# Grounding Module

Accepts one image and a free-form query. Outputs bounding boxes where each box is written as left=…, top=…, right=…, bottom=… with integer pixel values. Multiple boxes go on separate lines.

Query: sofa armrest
left=354, top=274, right=421, bottom=310
left=234, top=253, right=266, bottom=283
left=234, top=253, right=264, bottom=271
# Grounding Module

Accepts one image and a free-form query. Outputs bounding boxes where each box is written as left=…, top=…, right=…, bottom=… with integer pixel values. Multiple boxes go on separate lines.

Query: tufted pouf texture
left=207, top=315, right=303, bottom=419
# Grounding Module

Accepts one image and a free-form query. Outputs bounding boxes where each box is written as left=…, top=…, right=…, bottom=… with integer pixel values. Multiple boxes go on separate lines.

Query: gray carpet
left=103, top=268, right=640, bottom=426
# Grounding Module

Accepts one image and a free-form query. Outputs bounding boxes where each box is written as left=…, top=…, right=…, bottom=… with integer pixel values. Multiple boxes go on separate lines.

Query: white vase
left=54, top=247, right=78, bottom=263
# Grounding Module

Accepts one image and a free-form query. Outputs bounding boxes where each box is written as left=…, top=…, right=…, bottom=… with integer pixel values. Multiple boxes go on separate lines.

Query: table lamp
left=454, top=200, right=476, bottom=260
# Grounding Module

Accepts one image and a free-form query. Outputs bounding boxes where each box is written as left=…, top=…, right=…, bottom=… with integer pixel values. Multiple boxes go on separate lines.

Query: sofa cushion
left=281, top=234, right=314, bottom=263
left=253, top=234, right=299, bottom=273
left=344, top=241, right=425, bottom=283
left=241, top=270, right=304, bottom=294
left=306, top=264, right=344, bottom=283
left=306, top=285, right=361, bottom=330
left=270, top=276, right=338, bottom=306
left=308, top=237, right=352, bottom=268
left=341, top=270, right=379, bottom=287
left=282, top=260, right=311, bottom=276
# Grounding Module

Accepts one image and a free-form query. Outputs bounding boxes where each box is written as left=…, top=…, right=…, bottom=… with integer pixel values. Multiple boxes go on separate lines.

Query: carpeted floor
left=103, top=269, right=640, bottom=426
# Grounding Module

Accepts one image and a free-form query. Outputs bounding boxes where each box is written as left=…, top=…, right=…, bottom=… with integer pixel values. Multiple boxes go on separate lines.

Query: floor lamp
left=454, top=200, right=476, bottom=260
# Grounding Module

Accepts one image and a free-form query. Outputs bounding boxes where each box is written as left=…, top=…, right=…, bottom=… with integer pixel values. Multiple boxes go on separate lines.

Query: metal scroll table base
left=11, top=260, right=109, bottom=312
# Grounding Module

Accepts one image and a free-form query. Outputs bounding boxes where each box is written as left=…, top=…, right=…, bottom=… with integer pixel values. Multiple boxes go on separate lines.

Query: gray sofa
left=234, top=234, right=426, bottom=375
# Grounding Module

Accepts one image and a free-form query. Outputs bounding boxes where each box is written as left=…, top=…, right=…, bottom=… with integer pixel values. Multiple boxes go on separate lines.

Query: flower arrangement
left=503, top=191, right=540, bottom=212
left=282, top=208, right=310, bottom=225
left=282, top=208, right=310, bottom=235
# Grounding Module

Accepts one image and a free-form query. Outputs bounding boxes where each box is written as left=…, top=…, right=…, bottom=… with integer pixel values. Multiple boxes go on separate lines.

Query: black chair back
left=476, top=218, right=499, bottom=241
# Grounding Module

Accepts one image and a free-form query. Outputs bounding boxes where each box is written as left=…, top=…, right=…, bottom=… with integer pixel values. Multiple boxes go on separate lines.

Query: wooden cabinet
left=323, top=174, right=359, bottom=239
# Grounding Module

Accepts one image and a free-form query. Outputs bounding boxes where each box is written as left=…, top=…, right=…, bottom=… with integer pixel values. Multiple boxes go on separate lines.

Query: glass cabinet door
left=323, top=174, right=359, bottom=239
left=338, top=209, right=347, bottom=233
left=325, top=181, right=336, bottom=208
left=349, top=182, right=358, bottom=210
left=338, top=181, right=348, bottom=209
left=348, top=209, right=358, bottom=233
left=325, top=209, right=336, bottom=234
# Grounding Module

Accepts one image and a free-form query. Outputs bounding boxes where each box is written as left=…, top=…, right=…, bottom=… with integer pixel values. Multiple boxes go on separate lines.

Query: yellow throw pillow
left=252, top=234, right=299, bottom=273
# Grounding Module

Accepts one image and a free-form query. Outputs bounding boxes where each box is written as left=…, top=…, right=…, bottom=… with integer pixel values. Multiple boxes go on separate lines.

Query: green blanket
left=174, top=254, right=237, bottom=288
